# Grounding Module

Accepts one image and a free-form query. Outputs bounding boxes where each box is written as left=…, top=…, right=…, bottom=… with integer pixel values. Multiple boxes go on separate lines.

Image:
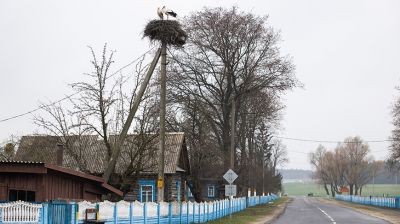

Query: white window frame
left=207, top=185, right=215, bottom=198
left=141, top=185, right=154, bottom=202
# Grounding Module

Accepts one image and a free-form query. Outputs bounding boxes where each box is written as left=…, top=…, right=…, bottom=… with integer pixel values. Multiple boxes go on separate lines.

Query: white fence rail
left=0, top=195, right=279, bottom=224
left=336, top=195, right=400, bottom=209
left=0, top=200, right=41, bottom=223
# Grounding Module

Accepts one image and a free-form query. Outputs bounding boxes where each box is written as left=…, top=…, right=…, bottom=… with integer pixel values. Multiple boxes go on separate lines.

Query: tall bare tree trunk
left=230, top=98, right=236, bottom=169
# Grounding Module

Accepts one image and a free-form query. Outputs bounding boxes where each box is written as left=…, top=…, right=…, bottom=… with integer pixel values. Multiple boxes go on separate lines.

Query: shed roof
left=0, top=161, right=123, bottom=196
left=15, top=133, right=189, bottom=175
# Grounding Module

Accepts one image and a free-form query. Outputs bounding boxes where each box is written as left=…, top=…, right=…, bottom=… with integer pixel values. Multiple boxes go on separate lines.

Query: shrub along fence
left=0, top=195, right=279, bottom=224
left=335, top=195, right=400, bottom=209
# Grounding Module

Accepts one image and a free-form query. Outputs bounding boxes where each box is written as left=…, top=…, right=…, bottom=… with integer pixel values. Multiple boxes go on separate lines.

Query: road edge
left=251, top=197, right=293, bottom=224
left=317, top=198, right=399, bottom=224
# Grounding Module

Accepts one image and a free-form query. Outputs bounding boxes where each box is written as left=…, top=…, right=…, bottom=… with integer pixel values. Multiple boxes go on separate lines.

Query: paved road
left=272, top=196, right=389, bottom=224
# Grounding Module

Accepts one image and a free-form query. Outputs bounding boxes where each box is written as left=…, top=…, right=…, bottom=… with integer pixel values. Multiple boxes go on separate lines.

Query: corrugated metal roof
left=15, top=133, right=186, bottom=175
left=0, top=160, right=44, bottom=164
left=0, top=161, right=123, bottom=196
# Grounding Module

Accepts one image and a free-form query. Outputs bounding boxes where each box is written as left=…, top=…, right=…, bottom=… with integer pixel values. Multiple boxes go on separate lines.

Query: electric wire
left=0, top=46, right=156, bottom=123
left=274, top=136, right=392, bottom=144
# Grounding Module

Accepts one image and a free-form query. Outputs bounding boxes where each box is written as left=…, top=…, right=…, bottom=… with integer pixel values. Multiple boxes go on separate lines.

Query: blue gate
left=48, top=200, right=72, bottom=224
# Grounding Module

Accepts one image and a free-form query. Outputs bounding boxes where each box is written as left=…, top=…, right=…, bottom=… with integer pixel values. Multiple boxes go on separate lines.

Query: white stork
left=157, top=6, right=177, bottom=20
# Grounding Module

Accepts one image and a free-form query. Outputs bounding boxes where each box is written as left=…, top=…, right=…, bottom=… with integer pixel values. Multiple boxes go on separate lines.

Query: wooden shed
left=0, top=161, right=122, bottom=202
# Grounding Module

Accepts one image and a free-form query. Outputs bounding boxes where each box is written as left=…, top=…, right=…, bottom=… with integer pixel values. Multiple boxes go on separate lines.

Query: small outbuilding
left=0, top=161, right=122, bottom=202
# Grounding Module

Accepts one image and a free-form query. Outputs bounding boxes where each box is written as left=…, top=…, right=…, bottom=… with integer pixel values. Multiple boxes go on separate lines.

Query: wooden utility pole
left=157, top=43, right=167, bottom=202
left=230, top=97, right=236, bottom=169
left=103, top=48, right=161, bottom=182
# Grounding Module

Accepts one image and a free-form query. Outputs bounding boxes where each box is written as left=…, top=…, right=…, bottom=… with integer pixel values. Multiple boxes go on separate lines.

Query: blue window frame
left=138, top=180, right=156, bottom=202
left=207, top=185, right=215, bottom=198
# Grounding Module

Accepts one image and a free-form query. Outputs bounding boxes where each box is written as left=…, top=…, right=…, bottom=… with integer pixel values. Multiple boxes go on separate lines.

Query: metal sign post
left=223, top=169, right=238, bottom=218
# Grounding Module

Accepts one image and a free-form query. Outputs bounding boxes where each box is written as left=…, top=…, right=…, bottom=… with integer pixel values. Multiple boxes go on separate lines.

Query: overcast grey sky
left=1, top=0, right=399, bottom=169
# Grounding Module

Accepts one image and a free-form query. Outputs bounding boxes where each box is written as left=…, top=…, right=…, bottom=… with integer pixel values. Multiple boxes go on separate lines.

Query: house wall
left=43, top=171, right=84, bottom=201
left=123, top=173, right=188, bottom=202
left=199, top=180, right=222, bottom=201
left=165, top=174, right=187, bottom=202
left=0, top=173, right=43, bottom=201
left=123, top=175, right=158, bottom=202
left=0, top=171, right=104, bottom=202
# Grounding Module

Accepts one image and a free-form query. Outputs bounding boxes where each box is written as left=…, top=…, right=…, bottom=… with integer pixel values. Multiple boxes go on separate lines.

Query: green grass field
left=282, top=182, right=400, bottom=197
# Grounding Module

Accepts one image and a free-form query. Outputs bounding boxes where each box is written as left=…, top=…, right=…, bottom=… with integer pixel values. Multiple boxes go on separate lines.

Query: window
left=9, top=190, right=17, bottom=201
left=187, top=186, right=193, bottom=198
left=208, top=185, right=215, bottom=198
left=27, top=191, right=36, bottom=202
left=141, top=185, right=153, bottom=202
left=139, top=180, right=156, bottom=202
left=8, top=190, right=35, bottom=202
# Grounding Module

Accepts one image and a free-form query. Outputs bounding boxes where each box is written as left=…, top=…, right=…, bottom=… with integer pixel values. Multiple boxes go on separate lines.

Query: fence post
left=168, top=202, right=172, bottom=224
left=192, top=202, right=195, bottom=222
left=70, top=202, right=77, bottom=224
left=144, top=203, right=147, bottom=224
left=396, top=197, right=400, bottom=209
left=114, top=202, right=118, bottom=224
left=129, top=202, right=133, bottom=224
left=203, top=202, right=206, bottom=223
left=157, top=203, right=160, bottom=224
left=42, top=203, right=49, bottom=224
left=179, top=202, right=182, bottom=224
left=186, top=202, right=189, bottom=223
left=40, top=203, right=45, bottom=224
left=206, top=202, right=209, bottom=222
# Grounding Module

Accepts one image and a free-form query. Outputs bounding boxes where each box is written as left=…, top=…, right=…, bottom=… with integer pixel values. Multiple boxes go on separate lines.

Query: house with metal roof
left=14, top=132, right=191, bottom=202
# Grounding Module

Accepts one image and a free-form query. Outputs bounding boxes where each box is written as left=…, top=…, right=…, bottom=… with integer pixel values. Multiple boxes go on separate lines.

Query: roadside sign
left=225, top=185, right=237, bottom=197
left=157, top=178, right=164, bottom=188
left=223, top=169, right=238, bottom=184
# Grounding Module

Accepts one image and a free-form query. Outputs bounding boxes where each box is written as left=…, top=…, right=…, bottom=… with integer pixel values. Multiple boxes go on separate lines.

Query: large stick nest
left=144, top=20, right=187, bottom=47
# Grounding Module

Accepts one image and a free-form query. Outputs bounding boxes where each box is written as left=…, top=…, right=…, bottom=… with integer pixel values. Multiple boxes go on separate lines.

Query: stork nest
left=144, top=20, right=187, bottom=47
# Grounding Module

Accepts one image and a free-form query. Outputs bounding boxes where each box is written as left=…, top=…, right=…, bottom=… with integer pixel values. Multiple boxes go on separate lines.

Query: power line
left=0, top=47, right=156, bottom=124
left=286, top=149, right=388, bottom=155
left=274, top=136, right=392, bottom=144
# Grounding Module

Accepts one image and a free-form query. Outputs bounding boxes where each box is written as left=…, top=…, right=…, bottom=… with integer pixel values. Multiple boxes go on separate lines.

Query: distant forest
left=280, top=168, right=399, bottom=184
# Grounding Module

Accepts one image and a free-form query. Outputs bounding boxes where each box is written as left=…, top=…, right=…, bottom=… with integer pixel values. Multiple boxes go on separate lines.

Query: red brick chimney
left=56, top=143, right=64, bottom=166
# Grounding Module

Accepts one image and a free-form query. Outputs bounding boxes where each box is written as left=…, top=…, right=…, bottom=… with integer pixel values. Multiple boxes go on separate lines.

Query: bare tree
left=390, top=86, right=400, bottom=160
left=0, top=136, right=19, bottom=161
left=269, top=139, right=288, bottom=173
left=169, top=6, right=297, bottom=172
left=310, top=137, right=373, bottom=196
left=34, top=44, right=158, bottom=185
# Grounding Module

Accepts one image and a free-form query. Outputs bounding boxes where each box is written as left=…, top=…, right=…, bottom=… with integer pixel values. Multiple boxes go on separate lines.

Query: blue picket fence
left=0, top=195, right=279, bottom=224
left=335, top=195, right=400, bottom=209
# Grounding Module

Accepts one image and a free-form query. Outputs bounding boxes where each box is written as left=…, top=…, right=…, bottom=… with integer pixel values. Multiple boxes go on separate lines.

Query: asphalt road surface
left=272, top=196, right=389, bottom=224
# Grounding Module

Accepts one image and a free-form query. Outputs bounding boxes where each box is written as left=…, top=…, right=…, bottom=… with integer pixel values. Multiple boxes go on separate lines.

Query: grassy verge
left=206, top=197, right=290, bottom=224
